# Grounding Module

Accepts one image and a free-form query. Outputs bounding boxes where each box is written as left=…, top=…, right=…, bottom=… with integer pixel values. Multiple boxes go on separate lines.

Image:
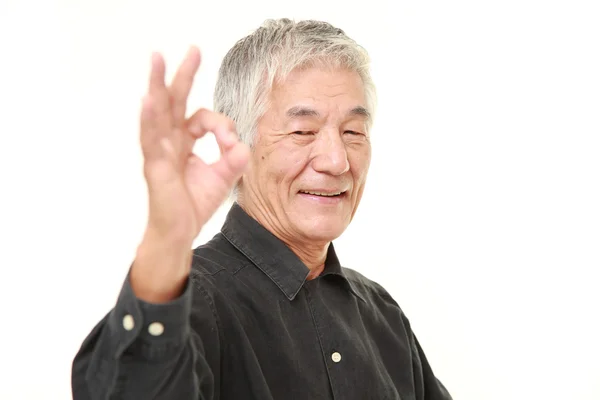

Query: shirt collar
left=220, top=202, right=365, bottom=303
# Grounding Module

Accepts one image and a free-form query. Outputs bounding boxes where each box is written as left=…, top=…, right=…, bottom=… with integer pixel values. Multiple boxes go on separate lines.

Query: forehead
left=269, top=66, right=367, bottom=112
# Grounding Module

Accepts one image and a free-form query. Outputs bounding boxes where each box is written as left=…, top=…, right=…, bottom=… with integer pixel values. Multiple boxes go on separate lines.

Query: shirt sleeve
left=71, top=270, right=221, bottom=400
left=410, top=331, right=454, bottom=400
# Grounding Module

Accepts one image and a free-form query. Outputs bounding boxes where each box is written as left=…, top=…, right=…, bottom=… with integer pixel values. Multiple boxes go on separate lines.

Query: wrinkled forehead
left=283, top=105, right=371, bottom=125
left=269, top=66, right=370, bottom=118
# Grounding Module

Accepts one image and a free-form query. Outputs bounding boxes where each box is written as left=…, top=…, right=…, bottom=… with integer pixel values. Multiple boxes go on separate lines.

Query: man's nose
left=311, top=130, right=350, bottom=176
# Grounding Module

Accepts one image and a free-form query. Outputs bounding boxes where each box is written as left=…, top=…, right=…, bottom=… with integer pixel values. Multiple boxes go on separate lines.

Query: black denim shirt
left=72, top=203, right=452, bottom=400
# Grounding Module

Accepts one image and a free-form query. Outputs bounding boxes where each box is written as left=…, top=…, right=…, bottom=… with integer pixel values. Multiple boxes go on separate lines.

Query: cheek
left=260, top=146, right=311, bottom=186
left=349, top=146, right=372, bottom=182
left=288, top=156, right=309, bottom=175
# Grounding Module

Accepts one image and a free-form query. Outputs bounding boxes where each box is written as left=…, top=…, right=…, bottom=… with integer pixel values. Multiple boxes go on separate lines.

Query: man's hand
left=131, top=47, right=250, bottom=303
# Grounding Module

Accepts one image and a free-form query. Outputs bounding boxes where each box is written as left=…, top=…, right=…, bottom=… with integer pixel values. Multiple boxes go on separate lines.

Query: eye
left=344, top=130, right=364, bottom=135
left=292, top=131, right=315, bottom=135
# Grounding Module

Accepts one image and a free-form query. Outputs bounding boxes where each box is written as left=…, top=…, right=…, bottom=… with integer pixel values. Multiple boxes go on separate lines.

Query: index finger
left=186, top=108, right=238, bottom=151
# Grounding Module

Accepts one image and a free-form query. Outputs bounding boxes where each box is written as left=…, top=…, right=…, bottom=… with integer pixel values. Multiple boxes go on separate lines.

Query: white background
left=1, top=0, right=599, bottom=399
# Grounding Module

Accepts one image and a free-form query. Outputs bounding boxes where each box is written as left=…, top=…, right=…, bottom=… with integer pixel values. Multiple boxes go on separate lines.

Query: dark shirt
left=72, top=203, right=452, bottom=400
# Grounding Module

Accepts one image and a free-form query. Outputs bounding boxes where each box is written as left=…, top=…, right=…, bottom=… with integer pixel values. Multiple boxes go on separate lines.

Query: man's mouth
left=299, top=190, right=347, bottom=197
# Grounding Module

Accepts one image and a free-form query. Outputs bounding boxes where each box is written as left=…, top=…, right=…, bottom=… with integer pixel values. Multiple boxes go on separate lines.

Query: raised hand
left=131, top=47, right=250, bottom=302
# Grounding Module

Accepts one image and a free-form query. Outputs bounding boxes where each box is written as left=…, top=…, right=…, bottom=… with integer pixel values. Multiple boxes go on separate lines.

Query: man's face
left=240, top=66, right=372, bottom=243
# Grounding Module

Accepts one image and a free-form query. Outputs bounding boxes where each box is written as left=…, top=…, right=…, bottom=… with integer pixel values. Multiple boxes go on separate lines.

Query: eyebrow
left=285, top=106, right=371, bottom=121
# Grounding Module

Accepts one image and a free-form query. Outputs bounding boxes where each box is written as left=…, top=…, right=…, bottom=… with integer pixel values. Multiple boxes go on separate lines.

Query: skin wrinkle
left=238, top=66, right=371, bottom=276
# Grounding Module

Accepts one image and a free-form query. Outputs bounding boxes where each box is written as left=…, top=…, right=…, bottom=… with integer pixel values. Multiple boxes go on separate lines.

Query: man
left=72, top=18, right=452, bottom=400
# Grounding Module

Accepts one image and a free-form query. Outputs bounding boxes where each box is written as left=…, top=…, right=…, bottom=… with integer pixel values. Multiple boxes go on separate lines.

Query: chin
left=295, top=216, right=349, bottom=243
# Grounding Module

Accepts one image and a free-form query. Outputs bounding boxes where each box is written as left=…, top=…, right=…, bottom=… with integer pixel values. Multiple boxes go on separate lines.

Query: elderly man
left=72, top=19, right=452, bottom=400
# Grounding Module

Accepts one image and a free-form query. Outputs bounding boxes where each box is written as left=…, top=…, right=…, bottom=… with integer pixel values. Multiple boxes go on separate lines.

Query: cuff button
left=122, top=314, right=135, bottom=331
left=148, top=322, right=165, bottom=336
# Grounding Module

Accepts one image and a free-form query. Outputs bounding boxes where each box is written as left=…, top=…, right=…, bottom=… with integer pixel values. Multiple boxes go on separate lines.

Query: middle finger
left=169, top=47, right=202, bottom=127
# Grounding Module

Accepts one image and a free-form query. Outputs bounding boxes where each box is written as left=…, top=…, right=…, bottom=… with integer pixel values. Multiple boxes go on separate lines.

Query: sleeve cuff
left=107, top=270, right=193, bottom=357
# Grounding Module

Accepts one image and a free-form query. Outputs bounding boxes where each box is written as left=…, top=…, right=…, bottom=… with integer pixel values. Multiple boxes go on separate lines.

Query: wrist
left=130, top=236, right=193, bottom=303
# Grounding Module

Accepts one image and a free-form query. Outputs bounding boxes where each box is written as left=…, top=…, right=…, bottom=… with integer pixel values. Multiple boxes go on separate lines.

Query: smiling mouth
left=299, top=190, right=347, bottom=197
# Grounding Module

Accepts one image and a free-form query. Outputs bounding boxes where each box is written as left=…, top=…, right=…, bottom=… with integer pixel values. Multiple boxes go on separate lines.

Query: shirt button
left=148, top=322, right=165, bottom=336
left=122, top=314, right=135, bottom=331
left=331, top=352, right=342, bottom=363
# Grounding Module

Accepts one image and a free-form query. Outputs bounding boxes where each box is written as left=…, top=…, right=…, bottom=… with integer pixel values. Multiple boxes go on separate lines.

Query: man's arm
left=69, top=46, right=248, bottom=400
left=410, top=331, right=453, bottom=400
left=71, top=273, right=221, bottom=399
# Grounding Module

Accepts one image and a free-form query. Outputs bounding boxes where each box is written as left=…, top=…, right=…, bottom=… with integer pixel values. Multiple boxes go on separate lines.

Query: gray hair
left=213, top=19, right=377, bottom=199
left=213, top=18, right=377, bottom=147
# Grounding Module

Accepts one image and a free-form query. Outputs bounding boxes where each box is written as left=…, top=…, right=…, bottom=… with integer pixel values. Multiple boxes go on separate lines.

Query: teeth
left=300, top=191, right=343, bottom=197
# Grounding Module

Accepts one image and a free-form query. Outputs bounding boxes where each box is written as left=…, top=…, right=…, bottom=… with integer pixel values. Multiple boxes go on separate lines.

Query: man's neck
left=286, top=241, right=328, bottom=280
left=236, top=200, right=329, bottom=278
